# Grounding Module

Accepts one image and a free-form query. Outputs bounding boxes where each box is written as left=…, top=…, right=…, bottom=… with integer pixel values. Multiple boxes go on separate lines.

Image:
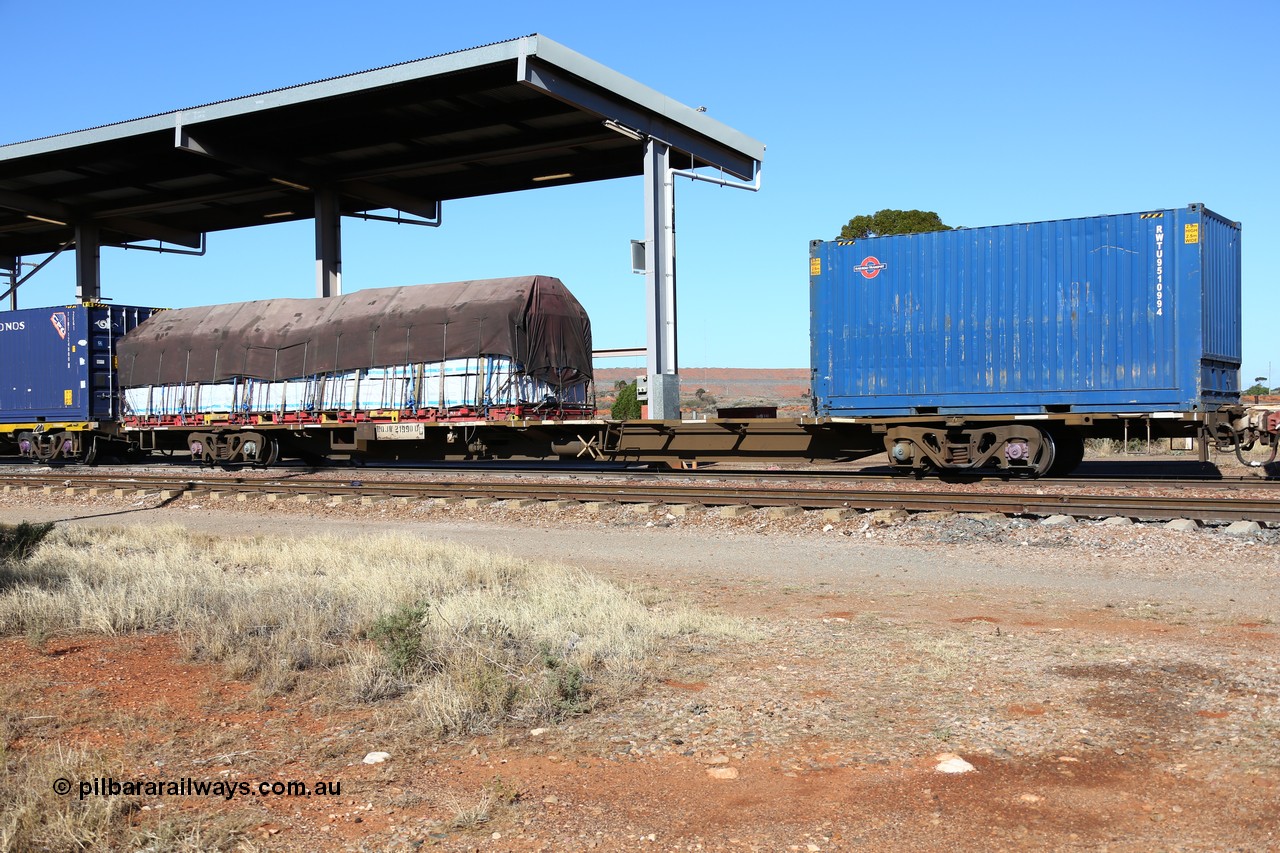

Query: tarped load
left=117, top=275, right=593, bottom=388
left=121, top=356, right=586, bottom=417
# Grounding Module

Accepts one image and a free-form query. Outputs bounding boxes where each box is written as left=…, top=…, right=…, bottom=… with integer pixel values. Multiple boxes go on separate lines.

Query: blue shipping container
left=0, top=304, right=160, bottom=423
left=810, top=204, right=1241, bottom=416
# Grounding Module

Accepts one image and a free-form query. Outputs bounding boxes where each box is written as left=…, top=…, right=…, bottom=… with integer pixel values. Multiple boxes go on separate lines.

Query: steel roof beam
left=277, top=98, right=576, bottom=159
left=517, top=41, right=762, bottom=181
left=339, top=128, right=623, bottom=184
left=0, top=188, right=76, bottom=224
left=100, top=216, right=204, bottom=248
left=0, top=188, right=202, bottom=249
left=175, top=128, right=440, bottom=220
left=5, top=162, right=229, bottom=200
left=520, top=59, right=757, bottom=180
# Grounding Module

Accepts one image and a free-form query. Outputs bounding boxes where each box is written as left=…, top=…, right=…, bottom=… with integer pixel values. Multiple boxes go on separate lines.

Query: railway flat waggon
left=805, top=203, right=1264, bottom=475
left=114, top=276, right=596, bottom=465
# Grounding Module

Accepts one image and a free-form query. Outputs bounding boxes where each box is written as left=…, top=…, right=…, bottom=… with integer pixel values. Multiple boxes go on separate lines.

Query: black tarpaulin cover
left=117, top=276, right=593, bottom=388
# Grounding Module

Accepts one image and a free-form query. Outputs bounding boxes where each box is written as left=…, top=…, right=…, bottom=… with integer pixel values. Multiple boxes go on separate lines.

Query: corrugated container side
left=0, top=304, right=158, bottom=423
left=811, top=205, right=1241, bottom=416
left=1197, top=207, right=1242, bottom=399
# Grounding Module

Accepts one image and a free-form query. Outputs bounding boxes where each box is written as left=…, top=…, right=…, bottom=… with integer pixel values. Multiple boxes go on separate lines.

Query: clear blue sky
left=3, top=1, right=1277, bottom=382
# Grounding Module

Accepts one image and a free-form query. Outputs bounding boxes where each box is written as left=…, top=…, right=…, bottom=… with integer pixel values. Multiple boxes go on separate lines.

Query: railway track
left=3, top=470, right=1279, bottom=525
left=3, top=456, right=1278, bottom=488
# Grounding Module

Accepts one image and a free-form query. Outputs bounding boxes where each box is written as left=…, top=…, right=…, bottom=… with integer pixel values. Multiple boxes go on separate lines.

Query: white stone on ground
left=934, top=752, right=975, bottom=774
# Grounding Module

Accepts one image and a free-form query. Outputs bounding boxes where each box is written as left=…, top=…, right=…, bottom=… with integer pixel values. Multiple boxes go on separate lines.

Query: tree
left=1245, top=383, right=1270, bottom=396
left=838, top=209, right=951, bottom=241
left=611, top=380, right=641, bottom=419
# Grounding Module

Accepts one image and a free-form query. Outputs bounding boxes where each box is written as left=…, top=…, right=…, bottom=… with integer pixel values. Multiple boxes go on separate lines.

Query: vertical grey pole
left=75, top=223, right=101, bottom=302
left=315, top=188, right=342, bottom=298
left=1, top=256, right=15, bottom=310
left=643, top=138, right=679, bottom=419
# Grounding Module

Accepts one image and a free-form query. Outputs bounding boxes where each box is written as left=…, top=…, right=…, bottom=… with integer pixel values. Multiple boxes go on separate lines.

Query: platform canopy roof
left=0, top=34, right=764, bottom=261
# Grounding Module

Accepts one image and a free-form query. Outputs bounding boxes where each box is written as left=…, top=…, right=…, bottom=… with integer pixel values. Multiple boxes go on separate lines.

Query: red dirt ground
left=6, top=587, right=1277, bottom=852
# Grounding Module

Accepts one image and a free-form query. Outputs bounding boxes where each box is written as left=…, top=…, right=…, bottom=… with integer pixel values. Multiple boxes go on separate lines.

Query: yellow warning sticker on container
left=1185, top=223, right=1199, bottom=244
left=810, top=257, right=821, bottom=276
left=64, top=390, right=72, bottom=405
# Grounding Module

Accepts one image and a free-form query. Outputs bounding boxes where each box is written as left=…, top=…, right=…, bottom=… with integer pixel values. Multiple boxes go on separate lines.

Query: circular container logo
left=854, top=256, right=886, bottom=279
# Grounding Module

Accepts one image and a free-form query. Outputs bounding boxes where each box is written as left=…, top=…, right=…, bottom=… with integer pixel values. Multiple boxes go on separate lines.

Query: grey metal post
left=315, top=187, right=342, bottom=298
left=75, top=223, right=101, bottom=302
left=643, top=138, right=679, bottom=419
left=1, top=257, right=14, bottom=310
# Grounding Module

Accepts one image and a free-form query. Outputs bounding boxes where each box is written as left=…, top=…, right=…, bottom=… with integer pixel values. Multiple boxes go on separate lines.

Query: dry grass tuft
left=0, top=745, right=245, bottom=853
left=0, top=525, right=749, bottom=734
left=442, top=776, right=523, bottom=829
left=0, top=747, right=135, bottom=853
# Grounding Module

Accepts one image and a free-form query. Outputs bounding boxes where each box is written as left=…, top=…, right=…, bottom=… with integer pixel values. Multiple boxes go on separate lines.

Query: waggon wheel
left=1045, top=427, right=1085, bottom=477
left=1026, top=429, right=1057, bottom=478
left=252, top=438, right=280, bottom=468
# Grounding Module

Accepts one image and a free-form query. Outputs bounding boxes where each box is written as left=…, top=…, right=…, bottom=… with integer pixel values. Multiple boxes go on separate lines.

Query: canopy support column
left=315, top=187, right=342, bottom=298
left=1, top=256, right=15, bottom=310
left=644, top=138, right=679, bottom=420
left=75, top=224, right=101, bottom=303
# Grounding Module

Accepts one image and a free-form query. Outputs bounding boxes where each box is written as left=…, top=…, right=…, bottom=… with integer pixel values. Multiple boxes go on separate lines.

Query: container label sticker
left=64, top=390, right=72, bottom=405
left=810, top=257, right=821, bottom=276
left=1154, top=225, right=1165, bottom=316
left=854, top=256, right=887, bottom=279
left=50, top=312, right=67, bottom=340
left=1184, top=223, right=1199, bottom=244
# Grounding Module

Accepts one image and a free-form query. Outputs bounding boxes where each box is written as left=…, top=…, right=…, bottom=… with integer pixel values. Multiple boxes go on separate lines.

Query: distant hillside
left=593, top=367, right=810, bottom=414
left=588, top=373, right=1276, bottom=416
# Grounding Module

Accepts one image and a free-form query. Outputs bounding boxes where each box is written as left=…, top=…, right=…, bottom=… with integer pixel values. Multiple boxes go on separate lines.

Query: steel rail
left=2, top=457, right=1275, bottom=488
left=3, top=471, right=1279, bottom=524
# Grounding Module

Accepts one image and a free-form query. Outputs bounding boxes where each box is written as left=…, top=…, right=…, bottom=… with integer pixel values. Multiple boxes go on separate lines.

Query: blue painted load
left=0, top=304, right=159, bottom=423
left=810, top=204, right=1241, bottom=416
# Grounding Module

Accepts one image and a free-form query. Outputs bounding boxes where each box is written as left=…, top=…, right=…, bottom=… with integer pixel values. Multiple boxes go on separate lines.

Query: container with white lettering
left=809, top=203, right=1241, bottom=415
left=0, top=304, right=160, bottom=423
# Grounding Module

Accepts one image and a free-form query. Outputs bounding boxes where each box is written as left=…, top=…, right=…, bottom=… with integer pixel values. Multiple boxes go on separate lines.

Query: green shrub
left=538, top=640, right=587, bottom=714
left=0, top=522, right=54, bottom=565
left=610, top=380, right=641, bottom=419
left=368, top=600, right=430, bottom=677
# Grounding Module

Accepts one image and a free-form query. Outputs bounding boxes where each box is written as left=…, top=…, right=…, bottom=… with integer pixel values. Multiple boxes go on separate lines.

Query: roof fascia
left=520, top=35, right=764, bottom=175
left=0, top=40, right=527, bottom=160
